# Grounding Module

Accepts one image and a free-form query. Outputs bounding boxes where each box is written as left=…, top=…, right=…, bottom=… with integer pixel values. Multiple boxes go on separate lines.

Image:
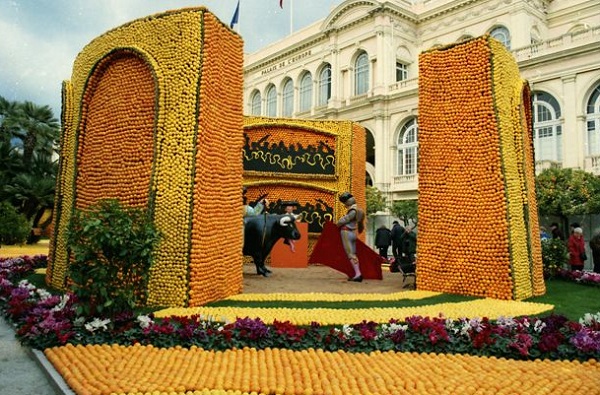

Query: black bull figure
left=243, top=213, right=301, bottom=276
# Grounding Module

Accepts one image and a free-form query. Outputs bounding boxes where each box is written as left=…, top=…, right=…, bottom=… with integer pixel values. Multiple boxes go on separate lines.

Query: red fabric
left=309, top=221, right=384, bottom=280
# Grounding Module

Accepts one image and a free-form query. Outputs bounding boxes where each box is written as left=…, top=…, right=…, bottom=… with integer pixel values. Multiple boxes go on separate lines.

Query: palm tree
left=0, top=96, right=60, bottom=243
left=12, top=101, right=60, bottom=166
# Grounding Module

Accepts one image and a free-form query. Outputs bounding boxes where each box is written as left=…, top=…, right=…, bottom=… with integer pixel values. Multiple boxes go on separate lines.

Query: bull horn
left=280, top=215, right=292, bottom=226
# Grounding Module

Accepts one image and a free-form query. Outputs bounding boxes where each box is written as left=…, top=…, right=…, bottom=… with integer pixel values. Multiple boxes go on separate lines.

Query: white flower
left=533, top=319, right=546, bottom=333
left=579, top=312, right=600, bottom=326
left=496, top=316, right=516, bottom=328
left=380, top=322, right=408, bottom=336
left=50, top=295, right=71, bottom=312
left=36, top=288, right=52, bottom=301
left=84, top=318, right=111, bottom=333
left=137, top=315, right=153, bottom=329
left=342, top=324, right=353, bottom=336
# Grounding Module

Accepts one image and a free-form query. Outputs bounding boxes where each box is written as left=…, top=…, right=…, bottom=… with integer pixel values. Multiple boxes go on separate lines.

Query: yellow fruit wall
left=416, top=35, right=545, bottom=300
left=47, top=8, right=244, bottom=307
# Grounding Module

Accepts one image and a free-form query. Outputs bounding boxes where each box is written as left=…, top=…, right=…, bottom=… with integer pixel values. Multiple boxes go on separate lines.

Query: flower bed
left=558, top=269, right=600, bottom=286
left=1, top=255, right=599, bottom=362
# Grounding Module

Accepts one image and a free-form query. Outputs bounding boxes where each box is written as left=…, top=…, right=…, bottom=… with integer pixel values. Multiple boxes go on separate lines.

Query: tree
left=536, top=167, right=600, bottom=232
left=390, top=199, right=418, bottom=228
left=366, top=186, right=386, bottom=215
left=0, top=96, right=60, bottom=243
left=10, top=101, right=60, bottom=166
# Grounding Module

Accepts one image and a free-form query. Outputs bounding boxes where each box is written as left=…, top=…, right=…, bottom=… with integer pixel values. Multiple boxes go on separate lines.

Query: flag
left=229, top=0, right=240, bottom=29
left=280, top=0, right=283, bottom=8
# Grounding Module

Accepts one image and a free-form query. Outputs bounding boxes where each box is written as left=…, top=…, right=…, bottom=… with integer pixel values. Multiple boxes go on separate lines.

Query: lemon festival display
left=243, top=116, right=367, bottom=251
left=47, top=8, right=245, bottom=308
left=416, top=35, right=545, bottom=300
left=47, top=8, right=367, bottom=308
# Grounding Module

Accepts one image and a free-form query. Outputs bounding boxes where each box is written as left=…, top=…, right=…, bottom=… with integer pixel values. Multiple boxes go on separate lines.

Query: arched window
left=318, top=64, right=331, bottom=106
left=490, top=26, right=511, bottom=49
left=282, top=79, right=293, bottom=117
left=533, top=91, right=562, bottom=162
left=250, top=90, right=261, bottom=115
left=396, top=118, right=418, bottom=176
left=266, top=84, right=277, bottom=117
left=299, top=72, right=312, bottom=112
left=586, top=83, right=600, bottom=155
left=354, top=51, right=369, bottom=95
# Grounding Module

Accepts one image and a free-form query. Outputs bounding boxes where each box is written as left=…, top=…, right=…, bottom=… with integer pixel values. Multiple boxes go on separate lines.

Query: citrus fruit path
left=46, top=343, right=599, bottom=395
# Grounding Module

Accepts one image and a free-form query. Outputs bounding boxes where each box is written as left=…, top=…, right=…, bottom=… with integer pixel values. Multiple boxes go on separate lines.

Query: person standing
left=403, top=226, right=417, bottom=263
left=374, top=224, right=392, bottom=260
left=243, top=187, right=268, bottom=218
left=390, top=221, right=405, bottom=262
left=280, top=200, right=300, bottom=252
left=567, top=227, right=586, bottom=271
left=589, top=229, right=600, bottom=273
left=336, top=191, right=365, bottom=282
left=550, top=222, right=564, bottom=241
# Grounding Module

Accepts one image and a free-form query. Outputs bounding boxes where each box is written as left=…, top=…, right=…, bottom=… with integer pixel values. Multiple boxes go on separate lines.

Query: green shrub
left=0, top=202, right=30, bottom=246
left=541, top=238, right=568, bottom=279
left=66, top=199, right=160, bottom=317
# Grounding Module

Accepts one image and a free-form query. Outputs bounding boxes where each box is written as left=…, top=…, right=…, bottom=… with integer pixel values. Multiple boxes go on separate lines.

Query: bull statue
left=243, top=213, right=301, bottom=276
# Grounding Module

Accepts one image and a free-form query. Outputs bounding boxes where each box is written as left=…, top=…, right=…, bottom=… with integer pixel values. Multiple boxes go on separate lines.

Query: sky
left=0, top=0, right=343, bottom=119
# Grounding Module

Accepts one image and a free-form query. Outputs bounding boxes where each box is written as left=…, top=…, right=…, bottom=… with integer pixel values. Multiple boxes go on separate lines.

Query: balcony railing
left=391, top=174, right=418, bottom=192
left=584, top=155, right=600, bottom=175
left=388, top=78, right=418, bottom=93
left=512, top=26, right=600, bottom=62
left=535, top=160, right=562, bottom=174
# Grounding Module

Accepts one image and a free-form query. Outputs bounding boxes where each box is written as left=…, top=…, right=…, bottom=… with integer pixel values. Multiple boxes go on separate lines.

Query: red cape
left=309, top=221, right=384, bottom=280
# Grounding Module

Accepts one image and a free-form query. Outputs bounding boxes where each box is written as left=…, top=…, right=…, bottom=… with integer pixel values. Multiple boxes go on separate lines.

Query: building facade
left=243, top=0, right=600, bottom=203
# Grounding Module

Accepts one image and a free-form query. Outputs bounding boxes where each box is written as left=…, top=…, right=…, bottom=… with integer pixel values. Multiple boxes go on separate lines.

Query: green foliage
left=0, top=201, right=30, bottom=245
left=0, top=96, right=60, bottom=242
left=365, top=186, right=386, bottom=215
left=66, top=199, right=160, bottom=317
left=390, top=199, right=418, bottom=227
left=536, top=167, right=600, bottom=219
left=541, top=238, right=568, bottom=279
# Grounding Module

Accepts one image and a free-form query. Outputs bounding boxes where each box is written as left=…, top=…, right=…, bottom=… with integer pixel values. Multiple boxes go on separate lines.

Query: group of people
left=374, top=222, right=417, bottom=263
left=547, top=222, right=600, bottom=273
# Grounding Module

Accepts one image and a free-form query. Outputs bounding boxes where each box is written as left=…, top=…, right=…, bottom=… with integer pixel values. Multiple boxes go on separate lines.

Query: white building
left=243, top=0, right=600, bottom=203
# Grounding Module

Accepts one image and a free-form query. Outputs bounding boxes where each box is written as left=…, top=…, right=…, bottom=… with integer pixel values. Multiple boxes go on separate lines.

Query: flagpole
left=290, top=0, right=293, bottom=35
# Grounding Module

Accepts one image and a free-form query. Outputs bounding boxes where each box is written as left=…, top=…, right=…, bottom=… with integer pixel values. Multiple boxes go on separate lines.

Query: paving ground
left=0, top=318, right=63, bottom=394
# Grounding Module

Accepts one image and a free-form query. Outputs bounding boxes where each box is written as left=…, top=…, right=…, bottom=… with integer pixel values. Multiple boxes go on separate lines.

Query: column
left=561, top=74, right=579, bottom=168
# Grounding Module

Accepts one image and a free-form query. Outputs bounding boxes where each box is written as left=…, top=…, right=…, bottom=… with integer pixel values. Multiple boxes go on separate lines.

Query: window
left=490, top=26, right=511, bottom=49
left=250, top=91, right=261, bottom=115
left=396, top=62, right=408, bottom=82
left=396, top=118, right=418, bottom=176
left=299, top=72, right=312, bottom=112
left=282, top=79, right=293, bottom=117
left=266, top=85, right=277, bottom=117
left=533, top=91, right=562, bottom=162
left=354, top=51, right=369, bottom=95
left=586, top=84, right=600, bottom=155
left=318, top=64, right=331, bottom=106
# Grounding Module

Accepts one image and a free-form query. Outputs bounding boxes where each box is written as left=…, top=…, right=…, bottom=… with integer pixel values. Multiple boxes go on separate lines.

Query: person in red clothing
left=567, top=227, right=586, bottom=271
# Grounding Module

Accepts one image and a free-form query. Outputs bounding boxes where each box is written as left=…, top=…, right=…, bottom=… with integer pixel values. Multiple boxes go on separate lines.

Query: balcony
left=535, top=160, right=562, bottom=174
left=512, top=26, right=600, bottom=63
left=391, top=174, right=418, bottom=192
left=584, top=155, right=600, bottom=175
left=388, top=78, right=418, bottom=94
